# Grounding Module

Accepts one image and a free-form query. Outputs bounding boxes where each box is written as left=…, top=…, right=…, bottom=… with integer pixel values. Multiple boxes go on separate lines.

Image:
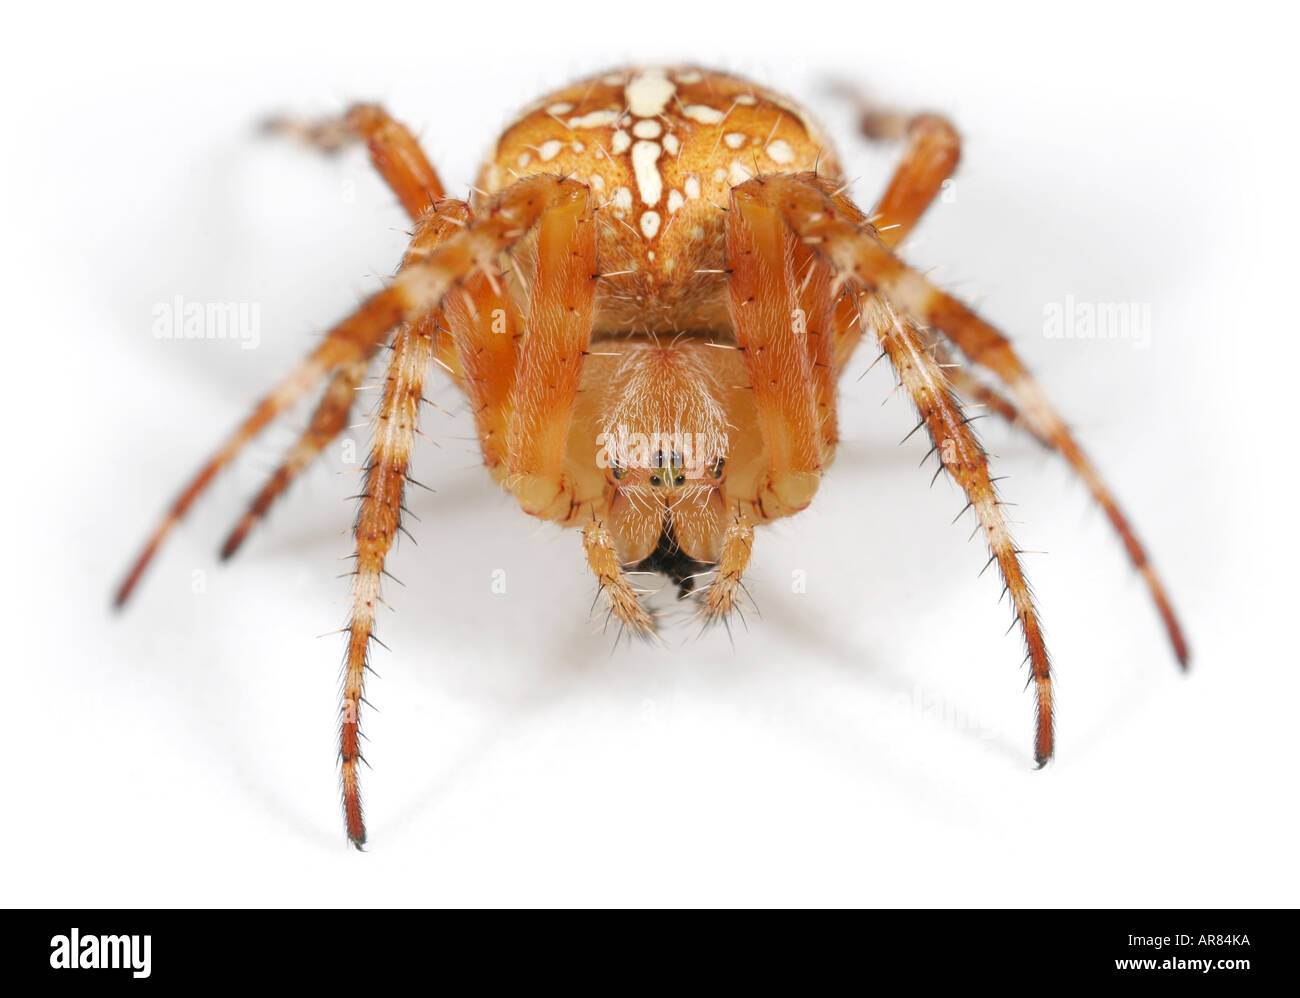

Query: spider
left=116, top=66, right=1188, bottom=848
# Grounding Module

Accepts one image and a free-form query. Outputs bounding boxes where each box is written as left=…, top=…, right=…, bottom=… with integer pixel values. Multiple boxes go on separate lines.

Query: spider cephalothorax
left=117, top=67, right=1188, bottom=848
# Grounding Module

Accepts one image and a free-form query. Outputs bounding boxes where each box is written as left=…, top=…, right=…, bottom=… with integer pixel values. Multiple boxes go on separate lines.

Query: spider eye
left=674, top=475, right=685, bottom=486
left=709, top=458, right=726, bottom=479
left=611, top=464, right=626, bottom=480
left=650, top=475, right=661, bottom=486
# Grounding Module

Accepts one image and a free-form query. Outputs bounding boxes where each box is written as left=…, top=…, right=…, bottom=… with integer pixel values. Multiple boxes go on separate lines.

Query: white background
left=3, top=1, right=1294, bottom=907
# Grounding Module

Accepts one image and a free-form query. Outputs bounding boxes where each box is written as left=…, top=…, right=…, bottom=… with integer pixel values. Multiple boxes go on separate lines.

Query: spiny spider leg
left=221, top=201, right=474, bottom=559
left=859, top=111, right=962, bottom=252
left=703, top=185, right=841, bottom=624
left=341, top=312, right=437, bottom=849
left=116, top=177, right=585, bottom=608
left=832, top=100, right=1035, bottom=435
left=583, top=519, right=656, bottom=636
left=726, top=187, right=825, bottom=516
left=265, top=103, right=446, bottom=218
left=700, top=511, right=755, bottom=624
left=118, top=103, right=448, bottom=602
left=860, top=106, right=1187, bottom=660
left=218, top=105, right=455, bottom=556
left=339, top=176, right=593, bottom=846
left=924, top=295, right=1190, bottom=664
left=855, top=110, right=1042, bottom=434
left=880, top=300, right=1056, bottom=763
left=928, top=337, right=1052, bottom=448
left=762, top=173, right=1188, bottom=666
left=220, top=353, right=371, bottom=560
left=114, top=285, right=412, bottom=607
left=504, top=187, right=597, bottom=519
left=736, top=174, right=1059, bottom=762
left=792, top=243, right=841, bottom=457
left=440, top=269, right=520, bottom=474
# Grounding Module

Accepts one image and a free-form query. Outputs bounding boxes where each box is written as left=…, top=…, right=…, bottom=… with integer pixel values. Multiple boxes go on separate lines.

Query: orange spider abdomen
left=477, top=67, right=844, bottom=334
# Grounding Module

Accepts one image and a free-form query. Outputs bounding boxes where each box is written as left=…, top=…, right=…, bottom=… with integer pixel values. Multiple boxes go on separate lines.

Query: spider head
left=593, top=344, right=731, bottom=565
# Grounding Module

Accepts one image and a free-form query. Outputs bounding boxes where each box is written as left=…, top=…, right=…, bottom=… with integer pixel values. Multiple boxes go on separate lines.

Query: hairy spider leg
left=439, top=264, right=520, bottom=476
left=793, top=241, right=841, bottom=459
left=222, top=105, right=453, bottom=559
left=265, top=102, right=446, bottom=217
left=921, top=288, right=1189, bottom=665
left=583, top=519, right=657, bottom=636
left=116, top=173, right=577, bottom=609
left=220, top=353, right=371, bottom=559
left=503, top=188, right=598, bottom=520
left=115, top=283, right=411, bottom=607
left=850, top=106, right=1188, bottom=663
left=338, top=176, right=595, bottom=846
left=117, top=104, right=452, bottom=602
left=827, top=105, right=1038, bottom=435
left=707, top=186, right=848, bottom=622
left=342, top=312, right=436, bottom=848
left=735, top=174, right=1055, bottom=763
left=726, top=190, right=828, bottom=518
left=699, top=511, right=755, bottom=624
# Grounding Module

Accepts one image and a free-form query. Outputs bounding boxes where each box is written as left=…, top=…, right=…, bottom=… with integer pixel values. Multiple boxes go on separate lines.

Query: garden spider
left=116, top=67, right=1188, bottom=848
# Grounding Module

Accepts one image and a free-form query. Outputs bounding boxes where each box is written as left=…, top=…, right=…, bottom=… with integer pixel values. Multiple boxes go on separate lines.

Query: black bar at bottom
left=3, top=908, right=1284, bottom=986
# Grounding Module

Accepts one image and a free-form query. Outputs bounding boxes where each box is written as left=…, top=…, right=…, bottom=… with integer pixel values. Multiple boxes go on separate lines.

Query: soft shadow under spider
left=757, top=590, right=1027, bottom=766
left=385, top=621, right=653, bottom=843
